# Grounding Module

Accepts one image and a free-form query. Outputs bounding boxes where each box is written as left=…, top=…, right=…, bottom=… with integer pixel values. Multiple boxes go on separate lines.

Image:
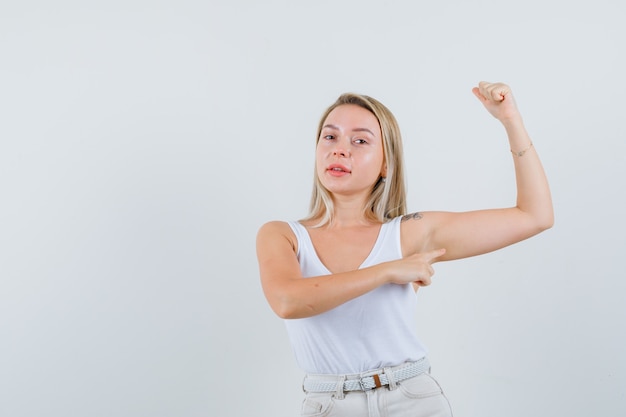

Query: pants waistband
left=303, top=357, right=430, bottom=393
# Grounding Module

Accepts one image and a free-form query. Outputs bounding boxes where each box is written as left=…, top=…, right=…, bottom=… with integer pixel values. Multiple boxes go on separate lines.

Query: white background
left=1, top=1, right=625, bottom=416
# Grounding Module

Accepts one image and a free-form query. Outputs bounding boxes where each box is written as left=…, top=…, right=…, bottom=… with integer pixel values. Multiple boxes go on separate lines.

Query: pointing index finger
left=425, top=248, right=446, bottom=264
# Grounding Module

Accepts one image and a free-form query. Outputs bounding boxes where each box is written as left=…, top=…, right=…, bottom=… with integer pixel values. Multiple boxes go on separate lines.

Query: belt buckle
left=359, top=373, right=384, bottom=391
left=359, top=376, right=374, bottom=391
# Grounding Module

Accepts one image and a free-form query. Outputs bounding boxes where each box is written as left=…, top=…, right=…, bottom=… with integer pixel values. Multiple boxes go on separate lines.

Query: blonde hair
left=304, top=93, right=407, bottom=227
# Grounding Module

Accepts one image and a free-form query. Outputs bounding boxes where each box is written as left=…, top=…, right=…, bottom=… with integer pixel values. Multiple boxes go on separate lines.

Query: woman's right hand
left=383, top=248, right=446, bottom=287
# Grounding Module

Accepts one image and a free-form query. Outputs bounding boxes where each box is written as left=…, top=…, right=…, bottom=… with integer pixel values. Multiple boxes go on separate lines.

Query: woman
left=256, top=82, right=553, bottom=416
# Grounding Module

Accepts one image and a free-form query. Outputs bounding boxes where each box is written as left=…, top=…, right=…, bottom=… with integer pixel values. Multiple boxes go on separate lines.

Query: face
left=316, top=104, right=386, bottom=198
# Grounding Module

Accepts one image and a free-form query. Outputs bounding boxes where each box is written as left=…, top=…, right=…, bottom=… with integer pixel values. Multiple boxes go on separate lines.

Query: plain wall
left=1, top=1, right=624, bottom=416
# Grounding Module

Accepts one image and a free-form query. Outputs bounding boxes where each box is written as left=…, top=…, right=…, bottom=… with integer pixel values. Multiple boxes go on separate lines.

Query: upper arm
left=401, top=208, right=549, bottom=261
left=256, top=221, right=303, bottom=311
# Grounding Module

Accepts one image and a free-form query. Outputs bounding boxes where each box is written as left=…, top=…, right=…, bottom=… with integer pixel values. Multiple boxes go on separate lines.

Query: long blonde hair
left=304, top=93, right=407, bottom=227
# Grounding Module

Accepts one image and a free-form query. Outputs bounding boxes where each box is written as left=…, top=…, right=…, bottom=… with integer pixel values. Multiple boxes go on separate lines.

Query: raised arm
left=402, top=82, right=554, bottom=261
left=257, top=221, right=445, bottom=318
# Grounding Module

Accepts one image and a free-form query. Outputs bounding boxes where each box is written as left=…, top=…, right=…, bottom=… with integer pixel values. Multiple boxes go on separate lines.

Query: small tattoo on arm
left=401, top=212, right=423, bottom=222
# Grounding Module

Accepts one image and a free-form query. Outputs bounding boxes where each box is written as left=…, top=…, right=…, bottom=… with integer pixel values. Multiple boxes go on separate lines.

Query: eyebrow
left=322, top=124, right=377, bottom=137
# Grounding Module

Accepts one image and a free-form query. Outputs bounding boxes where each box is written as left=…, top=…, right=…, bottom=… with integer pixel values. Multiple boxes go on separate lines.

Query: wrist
left=500, top=114, right=525, bottom=131
left=371, top=263, right=392, bottom=285
left=510, top=142, right=534, bottom=157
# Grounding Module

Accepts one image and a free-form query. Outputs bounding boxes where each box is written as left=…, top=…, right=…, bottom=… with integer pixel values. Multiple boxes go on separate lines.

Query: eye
left=322, top=134, right=335, bottom=140
left=354, top=138, right=368, bottom=144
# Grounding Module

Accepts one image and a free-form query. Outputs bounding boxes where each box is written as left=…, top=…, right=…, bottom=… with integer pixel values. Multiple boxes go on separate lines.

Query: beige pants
left=301, top=372, right=453, bottom=417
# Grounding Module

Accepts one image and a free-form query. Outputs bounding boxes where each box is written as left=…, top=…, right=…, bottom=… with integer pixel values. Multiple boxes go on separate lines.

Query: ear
left=380, top=163, right=387, bottom=178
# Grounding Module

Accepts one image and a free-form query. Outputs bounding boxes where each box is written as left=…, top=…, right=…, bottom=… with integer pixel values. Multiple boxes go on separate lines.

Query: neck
left=328, top=194, right=375, bottom=228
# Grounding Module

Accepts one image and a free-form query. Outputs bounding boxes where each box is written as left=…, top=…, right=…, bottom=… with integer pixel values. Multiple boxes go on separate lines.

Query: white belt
left=303, top=358, right=430, bottom=393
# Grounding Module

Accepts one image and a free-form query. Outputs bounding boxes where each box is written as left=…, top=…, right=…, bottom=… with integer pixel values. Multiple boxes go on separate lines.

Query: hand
left=384, top=248, right=446, bottom=287
left=472, top=81, right=521, bottom=123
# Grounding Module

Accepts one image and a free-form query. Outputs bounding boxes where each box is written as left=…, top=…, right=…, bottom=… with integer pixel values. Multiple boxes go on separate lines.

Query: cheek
left=315, top=146, right=324, bottom=168
left=363, top=152, right=385, bottom=172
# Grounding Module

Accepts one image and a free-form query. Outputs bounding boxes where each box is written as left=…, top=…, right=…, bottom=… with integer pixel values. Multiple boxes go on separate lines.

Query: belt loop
left=335, top=375, right=346, bottom=399
left=383, top=366, right=397, bottom=390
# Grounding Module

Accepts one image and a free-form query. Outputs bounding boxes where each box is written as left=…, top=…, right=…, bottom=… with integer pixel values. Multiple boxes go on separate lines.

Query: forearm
left=503, top=117, right=554, bottom=229
left=268, top=264, right=388, bottom=319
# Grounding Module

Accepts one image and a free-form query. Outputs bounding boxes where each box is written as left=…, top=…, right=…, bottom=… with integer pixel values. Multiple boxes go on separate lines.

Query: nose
left=332, top=140, right=350, bottom=158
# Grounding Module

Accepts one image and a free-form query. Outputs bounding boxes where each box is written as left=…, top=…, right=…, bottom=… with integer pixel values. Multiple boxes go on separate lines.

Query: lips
left=327, top=163, right=351, bottom=173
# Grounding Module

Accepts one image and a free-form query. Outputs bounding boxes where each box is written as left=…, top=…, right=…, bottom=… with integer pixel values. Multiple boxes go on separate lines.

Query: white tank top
left=285, top=217, right=428, bottom=375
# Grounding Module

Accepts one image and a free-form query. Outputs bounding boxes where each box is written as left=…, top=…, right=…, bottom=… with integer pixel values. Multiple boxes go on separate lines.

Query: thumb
left=471, top=87, right=486, bottom=102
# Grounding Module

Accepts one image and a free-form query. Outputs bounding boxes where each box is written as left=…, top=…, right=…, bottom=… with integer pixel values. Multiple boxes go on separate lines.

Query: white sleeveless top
left=285, top=217, right=428, bottom=375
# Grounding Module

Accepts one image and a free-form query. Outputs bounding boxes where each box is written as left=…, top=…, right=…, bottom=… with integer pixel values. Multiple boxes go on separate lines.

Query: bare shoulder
left=258, top=220, right=291, bottom=233
left=257, top=220, right=295, bottom=239
left=257, top=220, right=298, bottom=253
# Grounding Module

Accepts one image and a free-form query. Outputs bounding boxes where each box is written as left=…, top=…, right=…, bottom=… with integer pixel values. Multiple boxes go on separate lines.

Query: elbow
left=519, top=204, right=554, bottom=234
left=534, top=210, right=555, bottom=233
left=270, top=298, right=310, bottom=320
left=263, top=281, right=320, bottom=319
left=274, top=306, right=308, bottom=320
left=543, top=216, right=555, bottom=231
left=266, top=294, right=293, bottom=319
left=273, top=304, right=297, bottom=320
left=263, top=282, right=313, bottom=319
left=541, top=208, right=555, bottom=230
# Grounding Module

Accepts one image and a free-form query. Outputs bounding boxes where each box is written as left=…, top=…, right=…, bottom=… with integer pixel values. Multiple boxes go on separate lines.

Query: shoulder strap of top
left=286, top=221, right=308, bottom=257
